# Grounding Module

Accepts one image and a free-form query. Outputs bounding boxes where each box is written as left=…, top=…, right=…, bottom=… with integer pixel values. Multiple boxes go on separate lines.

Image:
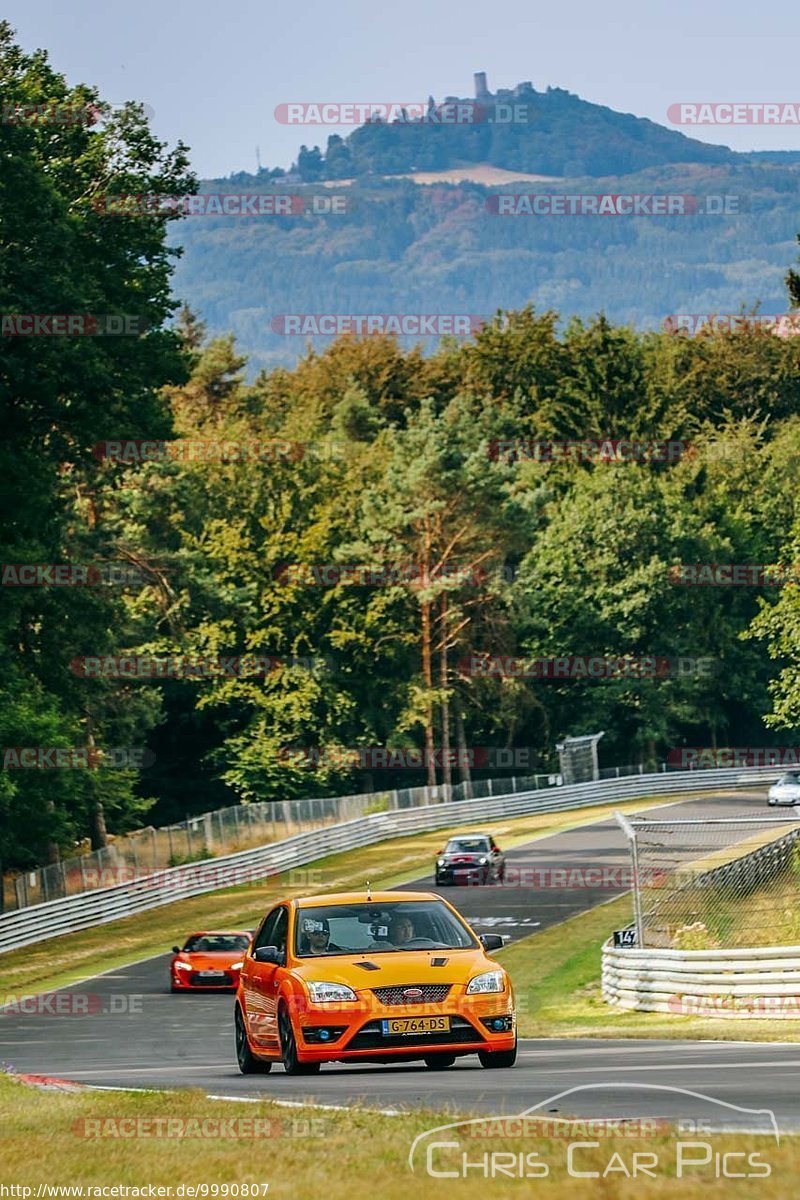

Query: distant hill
left=172, top=78, right=798, bottom=371
left=274, top=76, right=737, bottom=182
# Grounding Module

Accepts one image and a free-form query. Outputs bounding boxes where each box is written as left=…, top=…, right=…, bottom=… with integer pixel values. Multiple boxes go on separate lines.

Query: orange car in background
left=234, top=891, right=516, bottom=1074
left=170, top=930, right=252, bottom=992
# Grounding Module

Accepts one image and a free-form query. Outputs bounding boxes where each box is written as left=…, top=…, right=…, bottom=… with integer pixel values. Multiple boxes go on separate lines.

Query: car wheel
left=478, top=1040, right=517, bottom=1069
left=235, top=1004, right=271, bottom=1074
left=278, top=1004, right=321, bottom=1075
left=424, top=1054, right=456, bottom=1069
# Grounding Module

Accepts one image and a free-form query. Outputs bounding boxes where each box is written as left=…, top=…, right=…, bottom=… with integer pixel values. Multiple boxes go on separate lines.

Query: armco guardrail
left=0, top=765, right=776, bottom=954
left=5, top=771, right=565, bottom=911
left=602, top=943, right=800, bottom=1018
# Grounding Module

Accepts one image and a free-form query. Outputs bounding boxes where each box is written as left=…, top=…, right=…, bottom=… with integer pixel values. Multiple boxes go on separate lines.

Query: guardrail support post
left=614, top=810, right=645, bottom=948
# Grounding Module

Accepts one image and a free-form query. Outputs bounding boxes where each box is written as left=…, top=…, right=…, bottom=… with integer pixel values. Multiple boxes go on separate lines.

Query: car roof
left=293, top=891, right=438, bottom=908
left=184, top=929, right=252, bottom=937
left=445, top=832, right=492, bottom=839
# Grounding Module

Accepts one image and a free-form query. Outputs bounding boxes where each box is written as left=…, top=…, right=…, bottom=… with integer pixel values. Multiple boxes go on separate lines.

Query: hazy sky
left=5, top=0, right=800, bottom=177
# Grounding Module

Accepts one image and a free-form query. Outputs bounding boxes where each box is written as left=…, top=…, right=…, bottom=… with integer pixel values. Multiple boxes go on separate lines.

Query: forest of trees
left=4, top=24, right=800, bottom=873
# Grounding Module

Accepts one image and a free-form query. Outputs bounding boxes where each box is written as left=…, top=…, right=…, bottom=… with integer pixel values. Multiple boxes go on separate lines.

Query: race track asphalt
left=4, top=789, right=797, bottom=1129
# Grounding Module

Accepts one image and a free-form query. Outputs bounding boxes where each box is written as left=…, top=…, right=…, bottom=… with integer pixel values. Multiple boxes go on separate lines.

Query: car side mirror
left=172, top=946, right=181, bottom=954
left=254, top=945, right=284, bottom=966
left=480, top=934, right=504, bottom=952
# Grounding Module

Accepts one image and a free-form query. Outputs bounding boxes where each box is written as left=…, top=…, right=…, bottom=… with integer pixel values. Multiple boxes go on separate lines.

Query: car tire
left=424, top=1054, right=456, bottom=1069
left=478, top=1040, right=517, bottom=1069
left=278, top=1004, right=321, bottom=1075
left=235, top=1004, right=272, bottom=1074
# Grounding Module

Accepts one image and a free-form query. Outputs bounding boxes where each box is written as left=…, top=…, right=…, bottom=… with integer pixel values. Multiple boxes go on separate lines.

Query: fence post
left=614, top=810, right=645, bottom=948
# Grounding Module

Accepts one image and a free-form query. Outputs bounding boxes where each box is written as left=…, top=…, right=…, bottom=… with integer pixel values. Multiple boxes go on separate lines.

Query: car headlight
left=437, top=858, right=445, bottom=867
left=479, top=857, right=488, bottom=865
left=230, top=961, right=243, bottom=970
left=466, top=970, right=505, bottom=995
left=174, top=961, right=192, bottom=971
left=306, top=981, right=358, bottom=1003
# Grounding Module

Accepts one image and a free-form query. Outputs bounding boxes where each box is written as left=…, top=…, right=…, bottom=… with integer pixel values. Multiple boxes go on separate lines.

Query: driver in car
left=301, top=917, right=342, bottom=955
left=387, top=914, right=414, bottom=946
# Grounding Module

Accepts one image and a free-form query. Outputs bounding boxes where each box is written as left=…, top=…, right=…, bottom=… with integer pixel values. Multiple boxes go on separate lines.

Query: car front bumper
left=291, top=991, right=516, bottom=1062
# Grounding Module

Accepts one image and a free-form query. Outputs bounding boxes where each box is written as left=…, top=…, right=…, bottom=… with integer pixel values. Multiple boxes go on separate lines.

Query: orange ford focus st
left=234, top=891, right=516, bottom=1074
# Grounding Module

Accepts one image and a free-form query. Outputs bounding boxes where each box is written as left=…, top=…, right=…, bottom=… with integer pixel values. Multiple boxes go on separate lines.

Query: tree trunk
left=440, top=594, right=451, bottom=790
left=455, top=704, right=472, bottom=797
left=90, top=793, right=109, bottom=852
left=87, top=729, right=109, bottom=850
left=421, top=597, right=437, bottom=787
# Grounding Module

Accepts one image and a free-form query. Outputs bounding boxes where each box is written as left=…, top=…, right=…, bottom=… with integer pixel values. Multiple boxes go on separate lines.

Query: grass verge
left=0, top=1072, right=794, bottom=1198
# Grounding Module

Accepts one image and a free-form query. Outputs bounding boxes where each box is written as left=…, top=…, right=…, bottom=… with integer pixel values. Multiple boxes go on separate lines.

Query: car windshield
left=294, top=901, right=478, bottom=957
left=778, top=773, right=800, bottom=785
left=183, top=934, right=250, bottom=953
left=444, top=837, right=490, bottom=854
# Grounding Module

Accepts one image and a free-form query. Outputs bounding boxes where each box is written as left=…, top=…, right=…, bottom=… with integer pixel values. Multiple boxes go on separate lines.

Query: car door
left=241, top=906, right=286, bottom=1050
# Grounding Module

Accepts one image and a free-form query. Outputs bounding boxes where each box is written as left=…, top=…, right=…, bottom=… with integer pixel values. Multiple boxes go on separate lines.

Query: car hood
left=290, top=947, right=499, bottom=988
left=177, top=953, right=243, bottom=969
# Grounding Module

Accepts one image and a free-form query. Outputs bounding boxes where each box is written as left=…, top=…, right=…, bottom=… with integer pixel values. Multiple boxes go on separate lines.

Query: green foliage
left=6, top=21, right=800, bottom=872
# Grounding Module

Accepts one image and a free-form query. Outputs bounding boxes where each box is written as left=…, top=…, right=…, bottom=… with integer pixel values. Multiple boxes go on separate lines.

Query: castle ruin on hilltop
left=473, top=72, right=534, bottom=100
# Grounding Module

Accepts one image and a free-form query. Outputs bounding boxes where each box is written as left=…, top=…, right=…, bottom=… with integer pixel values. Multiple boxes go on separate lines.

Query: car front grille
left=371, top=984, right=452, bottom=1005
left=347, top=1016, right=481, bottom=1050
left=189, top=971, right=232, bottom=987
